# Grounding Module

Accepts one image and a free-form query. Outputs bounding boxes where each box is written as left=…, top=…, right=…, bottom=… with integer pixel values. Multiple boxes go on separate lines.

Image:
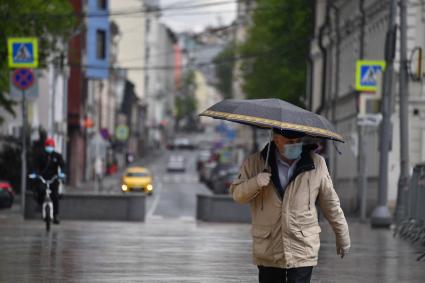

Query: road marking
left=146, top=181, right=161, bottom=218
left=160, top=175, right=199, bottom=183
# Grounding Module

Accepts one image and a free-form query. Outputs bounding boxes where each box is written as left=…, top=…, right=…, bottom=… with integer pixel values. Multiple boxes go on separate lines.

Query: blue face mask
left=283, top=143, right=303, bottom=160
left=45, top=146, right=54, bottom=153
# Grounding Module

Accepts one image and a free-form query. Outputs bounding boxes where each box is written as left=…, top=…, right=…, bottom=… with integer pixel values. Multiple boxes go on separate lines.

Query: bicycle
left=29, top=174, right=63, bottom=231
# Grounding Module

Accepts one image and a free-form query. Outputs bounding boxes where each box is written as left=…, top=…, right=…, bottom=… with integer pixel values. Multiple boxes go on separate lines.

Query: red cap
left=44, top=138, right=55, bottom=147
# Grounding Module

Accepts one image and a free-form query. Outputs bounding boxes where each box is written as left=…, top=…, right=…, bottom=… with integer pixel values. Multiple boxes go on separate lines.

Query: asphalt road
left=144, top=148, right=211, bottom=221
left=76, top=144, right=214, bottom=221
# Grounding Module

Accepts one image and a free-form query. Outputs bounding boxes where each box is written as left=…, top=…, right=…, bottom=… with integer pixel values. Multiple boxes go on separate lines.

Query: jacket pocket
left=251, top=225, right=272, bottom=260
left=301, top=225, right=321, bottom=236
left=300, top=225, right=321, bottom=260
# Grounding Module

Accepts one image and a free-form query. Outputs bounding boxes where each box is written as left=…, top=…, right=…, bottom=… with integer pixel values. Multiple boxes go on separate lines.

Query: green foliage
left=175, top=71, right=198, bottom=130
left=176, top=71, right=197, bottom=119
left=240, top=0, right=312, bottom=106
left=175, top=94, right=197, bottom=120
left=0, top=0, right=77, bottom=121
left=213, top=43, right=235, bottom=99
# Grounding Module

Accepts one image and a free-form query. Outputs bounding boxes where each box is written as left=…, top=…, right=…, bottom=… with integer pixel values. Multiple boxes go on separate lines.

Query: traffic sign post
left=356, top=66, right=384, bottom=222
left=12, top=68, right=35, bottom=90
left=7, top=37, right=39, bottom=68
left=7, top=37, right=39, bottom=217
left=11, top=68, right=35, bottom=215
left=9, top=70, right=38, bottom=100
left=355, top=60, right=386, bottom=92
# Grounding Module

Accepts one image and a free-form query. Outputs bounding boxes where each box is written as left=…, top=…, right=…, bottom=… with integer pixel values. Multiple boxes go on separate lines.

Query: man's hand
left=336, top=246, right=350, bottom=258
left=256, top=172, right=271, bottom=187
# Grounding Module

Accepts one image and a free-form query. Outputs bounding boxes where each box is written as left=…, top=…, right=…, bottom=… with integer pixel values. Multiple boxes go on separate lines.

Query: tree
left=240, top=0, right=312, bottom=106
left=213, top=43, right=235, bottom=99
left=175, top=71, right=197, bottom=130
left=0, top=0, right=77, bottom=122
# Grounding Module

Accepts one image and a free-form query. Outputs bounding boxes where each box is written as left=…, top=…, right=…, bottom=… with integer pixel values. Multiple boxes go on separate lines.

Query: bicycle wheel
left=45, top=205, right=51, bottom=232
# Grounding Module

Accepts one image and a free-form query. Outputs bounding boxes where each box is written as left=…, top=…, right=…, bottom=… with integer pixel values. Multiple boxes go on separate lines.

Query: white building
left=0, top=55, right=68, bottom=157
left=310, top=0, right=425, bottom=214
left=145, top=0, right=176, bottom=147
left=110, top=0, right=145, bottom=100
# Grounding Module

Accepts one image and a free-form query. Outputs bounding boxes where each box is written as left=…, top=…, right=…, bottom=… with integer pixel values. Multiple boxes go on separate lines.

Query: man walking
left=230, top=128, right=350, bottom=283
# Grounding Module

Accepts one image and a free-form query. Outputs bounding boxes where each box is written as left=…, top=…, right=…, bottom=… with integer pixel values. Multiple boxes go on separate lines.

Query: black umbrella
left=199, top=98, right=344, bottom=142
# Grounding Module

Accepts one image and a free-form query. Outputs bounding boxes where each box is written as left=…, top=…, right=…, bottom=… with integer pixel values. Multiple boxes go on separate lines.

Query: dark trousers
left=36, top=182, right=60, bottom=218
left=258, top=266, right=313, bottom=283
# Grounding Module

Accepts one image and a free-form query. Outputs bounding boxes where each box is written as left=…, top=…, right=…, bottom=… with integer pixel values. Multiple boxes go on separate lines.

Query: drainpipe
left=307, top=51, right=313, bottom=111
left=307, top=0, right=316, bottom=111
left=329, top=3, right=340, bottom=122
left=359, top=0, right=366, bottom=59
left=317, top=0, right=330, bottom=114
left=357, top=0, right=368, bottom=221
left=328, top=2, right=340, bottom=183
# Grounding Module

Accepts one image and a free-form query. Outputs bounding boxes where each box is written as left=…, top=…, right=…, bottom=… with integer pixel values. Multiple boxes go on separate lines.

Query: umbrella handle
left=264, top=129, right=273, bottom=170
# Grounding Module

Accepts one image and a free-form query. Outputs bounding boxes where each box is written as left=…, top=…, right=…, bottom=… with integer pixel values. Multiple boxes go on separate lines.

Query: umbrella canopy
left=199, top=99, right=344, bottom=142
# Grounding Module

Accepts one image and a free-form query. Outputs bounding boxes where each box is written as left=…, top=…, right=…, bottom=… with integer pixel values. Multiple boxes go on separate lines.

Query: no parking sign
left=13, top=68, right=34, bottom=90
left=9, top=68, right=38, bottom=99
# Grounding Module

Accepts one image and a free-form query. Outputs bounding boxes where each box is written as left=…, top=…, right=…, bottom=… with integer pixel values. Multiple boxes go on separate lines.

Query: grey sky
left=160, top=0, right=237, bottom=32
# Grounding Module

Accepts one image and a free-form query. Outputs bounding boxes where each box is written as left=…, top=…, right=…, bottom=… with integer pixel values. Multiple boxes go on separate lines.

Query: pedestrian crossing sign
left=355, top=60, right=386, bottom=92
left=7, top=37, right=39, bottom=68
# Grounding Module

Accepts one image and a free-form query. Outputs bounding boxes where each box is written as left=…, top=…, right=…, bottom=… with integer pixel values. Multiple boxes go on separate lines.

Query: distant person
left=33, top=138, right=66, bottom=224
left=230, top=128, right=350, bottom=283
left=95, top=157, right=104, bottom=190
left=126, top=152, right=134, bottom=165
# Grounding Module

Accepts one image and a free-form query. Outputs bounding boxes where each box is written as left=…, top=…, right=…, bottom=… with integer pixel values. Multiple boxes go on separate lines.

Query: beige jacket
left=229, top=143, right=350, bottom=268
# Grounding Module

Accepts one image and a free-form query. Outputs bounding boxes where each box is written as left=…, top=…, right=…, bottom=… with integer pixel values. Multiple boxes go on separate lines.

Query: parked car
left=208, top=164, right=237, bottom=191
left=121, top=167, right=154, bottom=195
left=196, top=150, right=212, bottom=172
left=211, top=166, right=240, bottom=194
left=199, top=160, right=217, bottom=185
left=168, top=138, right=196, bottom=150
left=167, top=155, right=186, bottom=172
left=0, top=181, right=14, bottom=209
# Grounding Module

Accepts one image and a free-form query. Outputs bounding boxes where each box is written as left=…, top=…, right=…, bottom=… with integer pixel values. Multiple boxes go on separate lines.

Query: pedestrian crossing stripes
left=158, top=175, right=200, bottom=183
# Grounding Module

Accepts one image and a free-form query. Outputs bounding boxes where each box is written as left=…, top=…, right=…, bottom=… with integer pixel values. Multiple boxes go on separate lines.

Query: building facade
left=310, top=0, right=425, bottom=214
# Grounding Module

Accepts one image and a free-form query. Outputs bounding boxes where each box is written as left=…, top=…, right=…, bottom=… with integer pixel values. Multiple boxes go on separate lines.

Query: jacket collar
left=261, top=142, right=316, bottom=199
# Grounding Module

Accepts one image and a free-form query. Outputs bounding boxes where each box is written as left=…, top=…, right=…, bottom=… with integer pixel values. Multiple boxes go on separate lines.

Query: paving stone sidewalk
left=0, top=213, right=424, bottom=283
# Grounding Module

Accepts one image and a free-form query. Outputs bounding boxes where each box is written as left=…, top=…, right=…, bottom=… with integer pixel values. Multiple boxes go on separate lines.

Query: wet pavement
left=0, top=212, right=424, bottom=283
left=2, top=138, right=424, bottom=282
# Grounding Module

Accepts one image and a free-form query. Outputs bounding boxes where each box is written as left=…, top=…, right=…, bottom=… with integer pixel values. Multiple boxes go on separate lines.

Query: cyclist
left=33, top=138, right=66, bottom=224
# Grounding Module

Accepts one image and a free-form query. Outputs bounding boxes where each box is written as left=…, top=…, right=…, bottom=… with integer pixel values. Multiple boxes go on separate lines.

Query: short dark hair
left=272, top=128, right=305, bottom=139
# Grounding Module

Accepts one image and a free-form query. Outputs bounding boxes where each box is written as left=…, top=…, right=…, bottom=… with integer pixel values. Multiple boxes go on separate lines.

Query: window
left=145, top=47, right=150, bottom=61
left=96, top=30, right=106, bottom=59
left=97, top=0, right=107, bottom=10
left=146, top=19, right=151, bottom=33
left=145, top=75, right=149, bottom=90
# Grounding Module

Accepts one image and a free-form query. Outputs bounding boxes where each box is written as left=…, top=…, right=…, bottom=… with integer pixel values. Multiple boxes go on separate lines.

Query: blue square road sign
left=7, top=37, right=39, bottom=68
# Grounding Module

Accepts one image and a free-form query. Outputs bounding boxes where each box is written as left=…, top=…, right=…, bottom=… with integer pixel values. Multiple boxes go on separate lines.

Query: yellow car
left=121, top=167, right=153, bottom=195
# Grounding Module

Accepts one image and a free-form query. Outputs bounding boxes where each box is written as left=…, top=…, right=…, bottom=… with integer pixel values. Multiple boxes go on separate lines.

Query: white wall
left=310, top=0, right=425, bottom=212
left=110, top=0, right=145, bottom=99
